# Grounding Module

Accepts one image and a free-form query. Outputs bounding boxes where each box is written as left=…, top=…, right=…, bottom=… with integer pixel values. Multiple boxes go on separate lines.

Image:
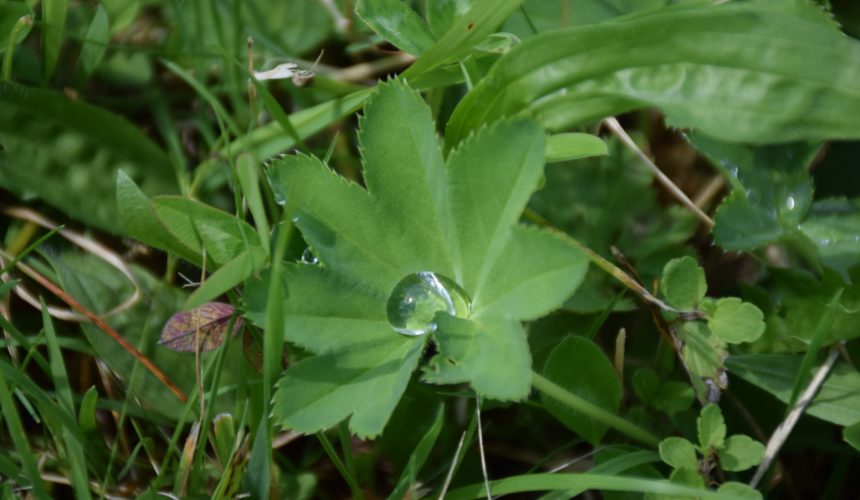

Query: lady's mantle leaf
left=160, top=302, right=242, bottom=352
left=260, top=80, right=588, bottom=436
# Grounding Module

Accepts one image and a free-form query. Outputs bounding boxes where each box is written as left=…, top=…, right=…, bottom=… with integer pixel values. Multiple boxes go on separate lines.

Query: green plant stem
left=3, top=15, right=33, bottom=81
left=531, top=371, right=660, bottom=447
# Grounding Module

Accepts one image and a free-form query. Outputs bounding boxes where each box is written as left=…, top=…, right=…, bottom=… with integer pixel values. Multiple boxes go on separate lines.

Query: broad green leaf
left=708, top=298, right=765, bottom=344
left=115, top=171, right=200, bottom=265
left=263, top=80, right=586, bottom=435
left=719, top=435, right=764, bottom=472
left=687, top=131, right=819, bottom=252
left=799, top=198, right=860, bottom=277
left=697, top=404, right=726, bottom=451
left=425, top=314, right=531, bottom=400
left=184, top=248, right=267, bottom=310
left=0, top=82, right=176, bottom=231
left=660, top=256, right=706, bottom=310
left=151, top=197, right=260, bottom=266
left=78, top=4, right=109, bottom=80
left=358, top=81, right=453, bottom=275
left=540, top=336, right=621, bottom=444
left=545, top=133, right=607, bottom=163
left=659, top=437, right=698, bottom=470
left=43, top=0, right=68, bottom=79
left=356, top=0, right=436, bottom=55
left=726, top=354, right=860, bottom=426
left=272, top=336, right=423, bottom=439
left=473, top=225, right=587, bottom=320
left=446, top=3, right=860, bottom=148
left=844, top=420, right=860, bottom=452
left=447, top=119, right=545, bottom=298
left=0, top=3, right=33, bottom=53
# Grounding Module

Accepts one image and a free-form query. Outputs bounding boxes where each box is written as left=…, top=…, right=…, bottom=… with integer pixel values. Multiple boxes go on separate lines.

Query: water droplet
left=386, top=272, right=470, bottom=337
left=785, top=196, right=796, bottom=210
left=300, top=248, right=319, bottom=265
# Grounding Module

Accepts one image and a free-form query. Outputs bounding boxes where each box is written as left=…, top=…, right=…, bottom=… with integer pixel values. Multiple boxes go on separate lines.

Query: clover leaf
left=247, top=80, right=588, bottom=437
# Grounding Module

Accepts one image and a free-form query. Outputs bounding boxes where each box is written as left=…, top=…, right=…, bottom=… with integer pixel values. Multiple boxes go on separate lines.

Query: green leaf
left=545, top=133, right=607, bottom=163
left=678, top=321, right=727, bottom=392
left=446, top=3, right=860, bottom=148
left=540, top=336, right=622, bottom=444
left=272, top=336, right=423, bottom=439
left=697, top=404, right=726, bottom=451
left=151, top=197, right=261, bottom=266
left=727, top=354, right=860, bottom=426
left=425, top=0, right=475, bottom=39
left=403, top=0, right=527, bottom=78
left=708, top=298, right=765, bottom=344
left=653, top=381, right=695, bottom=415
left=425, top=314, right=531, bottom=400
left=356, top=0, right=436, bottom=55
left=0, top=3, right=33, bottom=53
left=659, top=437, right=699, bottom=470
left=844, top=420, right=860, bottom=452
left=447, top=119, right=545, bottom=299
left=115, top=171, right=199, bottom=264
left=0, top=82, right=176, bottom=232
left=660, top=256, right=706, bottom=310
left=264, top=80, right=586, bottom=435
left=42, top=0, right=68, bottom=79
left=473, top=225, right=587, bottom=320
left=720, top=434, right=765, bottom=472
left=184, top=248, right=267, bottom=310
left=78, top=4, right=109, bottom=80
left=716, top=482, right=763, bottom=500
left=799, top=198, right=860, bottom=277
left=687, top=131, right=819, bottom=252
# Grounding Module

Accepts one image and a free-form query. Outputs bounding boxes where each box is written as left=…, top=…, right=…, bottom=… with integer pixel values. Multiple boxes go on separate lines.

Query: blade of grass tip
left=40, top=298, right=91, bottom=500
left=531, top=371, right=660, bottom=447
left=318, top=431, right=365, bottom=500
left=42, top=0, right=68, bottom=81
left=786, top=288, right=843, bottom=411
left=2, top=14, right=33, bottom=81
left=0, top=368, right=50, bottom=499
left=237, top=154, right=271, bottom=251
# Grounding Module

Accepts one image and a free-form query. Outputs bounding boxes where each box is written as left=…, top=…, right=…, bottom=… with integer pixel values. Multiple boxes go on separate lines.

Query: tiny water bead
left=386, top=272, right=470, bottom=337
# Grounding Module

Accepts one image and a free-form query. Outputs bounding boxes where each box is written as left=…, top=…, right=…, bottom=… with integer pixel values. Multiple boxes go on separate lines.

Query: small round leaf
left=659, top=436, right=699, bottom=470
left=697, top=403, right=726, bottom=451
left=720, top=434, right=765, bottom=471
left=708, top=297, right=765, bottom=344
left=661, top=256, right=707, bottom=309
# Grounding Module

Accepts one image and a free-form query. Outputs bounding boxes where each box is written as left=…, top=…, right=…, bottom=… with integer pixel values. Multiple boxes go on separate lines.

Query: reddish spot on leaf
left=467, top=22, right=475, bottom=30
left=159, top=302, right=242, bottom=352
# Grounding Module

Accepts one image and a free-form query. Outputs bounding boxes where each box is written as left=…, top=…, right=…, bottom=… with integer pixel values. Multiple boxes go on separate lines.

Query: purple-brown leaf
left=160, top=302, right=242, bottom=352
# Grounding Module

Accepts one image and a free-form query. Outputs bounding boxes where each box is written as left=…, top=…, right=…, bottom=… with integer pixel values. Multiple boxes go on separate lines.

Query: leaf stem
left=531, top=371, right=660, bottom=447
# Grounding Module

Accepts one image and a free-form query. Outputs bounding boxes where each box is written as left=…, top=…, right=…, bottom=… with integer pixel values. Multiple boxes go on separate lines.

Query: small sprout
left=160, top=302, right=242, bottom=352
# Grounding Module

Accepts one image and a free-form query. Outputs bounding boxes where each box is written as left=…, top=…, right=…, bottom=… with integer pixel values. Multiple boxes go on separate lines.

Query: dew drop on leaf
left=386, top=272, right=470, bottom=336
left=160, top=302, right=242, bottom=352
left=300, top=247, right=319, bottom=265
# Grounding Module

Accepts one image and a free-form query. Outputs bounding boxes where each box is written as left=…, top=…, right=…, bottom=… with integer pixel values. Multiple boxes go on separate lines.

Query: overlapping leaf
left=250, top=80, right=588, bottom=437
left=446, top=2, right=860, bottom=148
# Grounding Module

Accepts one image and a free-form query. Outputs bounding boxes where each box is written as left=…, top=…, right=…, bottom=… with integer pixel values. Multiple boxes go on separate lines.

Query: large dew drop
left=386, top=272, right=470, bottom=336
